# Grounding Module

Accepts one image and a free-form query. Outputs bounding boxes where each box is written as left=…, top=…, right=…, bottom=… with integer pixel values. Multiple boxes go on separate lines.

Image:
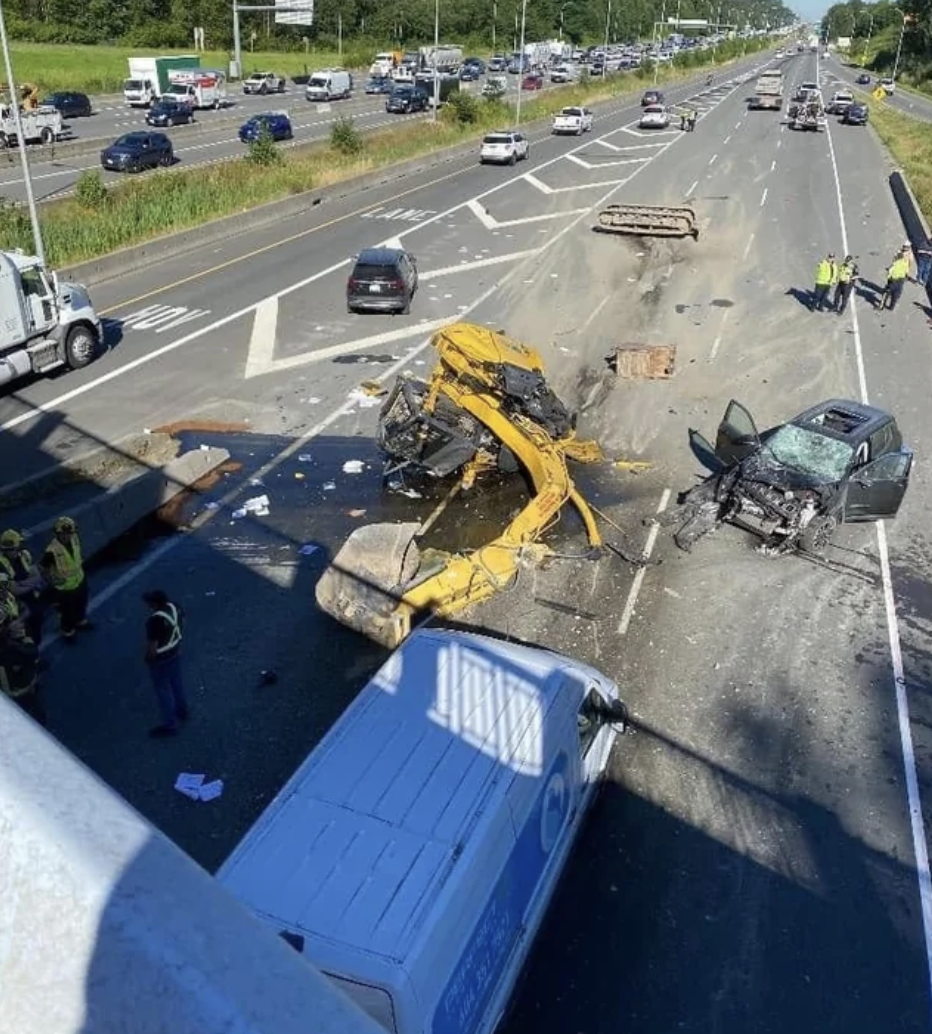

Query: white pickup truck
left=551, top=105, right=593, bottom=135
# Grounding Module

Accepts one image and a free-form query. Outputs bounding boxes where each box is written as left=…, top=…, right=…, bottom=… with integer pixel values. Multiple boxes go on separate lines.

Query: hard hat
left=0, top=529, right=22, bottom=548
left=54, top=516, right=76, bottom=533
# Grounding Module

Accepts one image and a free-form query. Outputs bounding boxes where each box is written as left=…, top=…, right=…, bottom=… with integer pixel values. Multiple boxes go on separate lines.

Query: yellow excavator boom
left=315, top=323, right=604, bottom=648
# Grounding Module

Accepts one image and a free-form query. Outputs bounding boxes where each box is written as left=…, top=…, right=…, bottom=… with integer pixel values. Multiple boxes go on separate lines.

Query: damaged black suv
left=666, top=398, right=913, bottom=555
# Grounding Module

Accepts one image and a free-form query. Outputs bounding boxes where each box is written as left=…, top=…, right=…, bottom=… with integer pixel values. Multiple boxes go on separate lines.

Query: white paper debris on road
left=347, top=388, right=382, bottom=409
left=175, top=773, right=205, bottom=800
left=323, top=481, right=336, bottom=491
left=343, top=460, right=365, bottom=474
left=243, top=495, right=270, bottom=517
left=204, top=501, right=221, bottom=511
left=231, top=508, right=247, bottom=519
left=396, top=487, right=423, bottom=499
left=198, top=779, right=224, bottom=802
left=299, top=543, right=319, bottom=556
left=297, top=454, right=313, bottom=463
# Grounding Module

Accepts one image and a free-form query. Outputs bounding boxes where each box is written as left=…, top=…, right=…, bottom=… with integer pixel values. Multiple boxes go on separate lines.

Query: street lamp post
left=514, top=0, right=528, bottom=125
left=862, top=13, right=874, bottom=67
left=654, top=0, right=667, bottom=84
left=492, top=1, right=497, bottom=53
left=604, top=0, right=611, bottom=54
left=431, top=0, right=440, bottom=122
left=892, top=8, right=908, bottom=84
left=0, top=0, right=44, bottom=266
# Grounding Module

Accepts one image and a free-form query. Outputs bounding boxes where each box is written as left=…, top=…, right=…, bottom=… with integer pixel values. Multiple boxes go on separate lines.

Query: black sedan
left=41, top=91, right=92, bottom=118
left=386, top=87, right=430, bottom=114
left=145, top=101, right=194, bottom=127
left=662, top=398, right=912, bottom=555
left=842, top=102, right=869, bottom=125
left=856, top=72, right=872, bottom=85
left=101, top=132, right=174, bottom=173
left=365, top=76, right=393, bottom=94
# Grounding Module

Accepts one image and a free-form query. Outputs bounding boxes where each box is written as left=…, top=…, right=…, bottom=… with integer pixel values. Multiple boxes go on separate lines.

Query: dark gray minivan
left=346, top=247, right=419, bottom=315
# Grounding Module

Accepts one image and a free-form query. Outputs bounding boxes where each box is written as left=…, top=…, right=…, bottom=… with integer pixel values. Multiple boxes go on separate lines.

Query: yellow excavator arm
left=316, top=323, right=604, bottom=648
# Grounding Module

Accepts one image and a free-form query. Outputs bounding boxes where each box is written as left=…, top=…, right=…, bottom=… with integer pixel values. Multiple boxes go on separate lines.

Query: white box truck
left=0, top=249, right=102, bottom=388
left=218, top=629, right=628, bottom=1034
left=164, top=69, right=228, bottom=110
left=123, top=55, right=201, bottom=107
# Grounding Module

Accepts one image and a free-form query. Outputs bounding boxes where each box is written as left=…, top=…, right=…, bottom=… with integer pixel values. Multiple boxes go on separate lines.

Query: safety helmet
left=0, top=529, right=22, bottom=548
left=55, top=516, right=76, bottom=533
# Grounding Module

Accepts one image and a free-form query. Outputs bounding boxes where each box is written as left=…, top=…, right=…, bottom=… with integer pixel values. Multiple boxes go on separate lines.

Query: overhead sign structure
left=275, top=0, right=313, bottom=25
left=667, top=18, right=709, bottom=26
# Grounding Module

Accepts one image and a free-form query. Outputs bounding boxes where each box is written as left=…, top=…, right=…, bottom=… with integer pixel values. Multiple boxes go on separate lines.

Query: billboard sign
left=275, top=0, right=314, bottom=26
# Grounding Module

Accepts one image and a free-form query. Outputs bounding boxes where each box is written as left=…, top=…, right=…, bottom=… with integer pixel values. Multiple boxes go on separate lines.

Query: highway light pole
left=0, top=0, right=44, bottom=266
left=604, top=0, right=611, bottom=53
left=432, top=0, right=440, bottom=122
left=515, top=0, right=528, bottom=125
left=862, top=13, right=874, bottom=67
left=892, top=8, right=908, bottom=84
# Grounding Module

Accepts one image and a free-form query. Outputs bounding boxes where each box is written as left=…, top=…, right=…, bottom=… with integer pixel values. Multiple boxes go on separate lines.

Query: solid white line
left=243, top=297, right=279, bottom=379
left=617, top=488, right=670, bottom=635
left=421, top=250, right=540, bottom=280
left=580, top=294, right=611, bottom=331
left=708, top=153, right=718, bottom=166
left=822, top=51, right=932, bottom=1006
left=760, top=187, right=768, bottom=207
left=523, top=171, right=554, bottom=195
left=709, top=309, right=730, bottom=360
left=687, top=179, right=699, bottom=196
left=743, top=232, right=755, bottom=260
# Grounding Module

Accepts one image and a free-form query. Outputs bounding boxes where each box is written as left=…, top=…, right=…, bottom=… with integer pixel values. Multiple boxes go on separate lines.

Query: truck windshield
left=124, top=79, right=144, bottom=90
left=309, top=77, right=328, bottom=86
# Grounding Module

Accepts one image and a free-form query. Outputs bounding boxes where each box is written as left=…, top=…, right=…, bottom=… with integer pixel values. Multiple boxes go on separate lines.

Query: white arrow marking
left=243, top=296, right=279, bottom=379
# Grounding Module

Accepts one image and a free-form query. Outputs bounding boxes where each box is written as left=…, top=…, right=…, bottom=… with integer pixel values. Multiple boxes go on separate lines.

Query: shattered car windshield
left=761, top=424, right=854, bottom=480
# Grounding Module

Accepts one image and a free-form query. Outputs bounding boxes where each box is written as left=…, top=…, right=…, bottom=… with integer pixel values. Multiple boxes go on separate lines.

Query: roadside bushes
left=75, top=170, right=109, bottom=210
left=444, top=91, right=480, bottom=125
left=331, top=116, right=364, bottom=156
left=247, top=125, right=285, bottom=167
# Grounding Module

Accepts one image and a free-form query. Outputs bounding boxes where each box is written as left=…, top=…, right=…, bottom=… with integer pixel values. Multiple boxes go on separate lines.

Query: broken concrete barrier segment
left=23, top=445, right=231, bottom=563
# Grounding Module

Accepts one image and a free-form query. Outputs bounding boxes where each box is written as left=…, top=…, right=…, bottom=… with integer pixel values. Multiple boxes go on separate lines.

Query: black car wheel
left=799, top=514, right=838, bottom=555
left=159, top=151, right=172, bottom=167
left=260, top=82, right=268, bottom=94
left=40, top=127, right=54, bottom=145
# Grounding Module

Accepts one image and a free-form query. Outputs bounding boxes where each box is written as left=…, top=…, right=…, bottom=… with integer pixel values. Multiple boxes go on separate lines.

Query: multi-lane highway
left=822, top=50, right=932, bottom=122
left=5, top=47, right=932, bottom=1033
left=0, top=72, right=567, bottom=204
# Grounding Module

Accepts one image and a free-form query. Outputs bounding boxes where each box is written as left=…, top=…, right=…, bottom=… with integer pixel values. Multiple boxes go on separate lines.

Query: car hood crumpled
left=739, top=449, right=834, bottom=493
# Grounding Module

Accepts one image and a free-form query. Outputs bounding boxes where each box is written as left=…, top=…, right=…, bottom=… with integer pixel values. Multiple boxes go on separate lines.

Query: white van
left=218, top=629, right=628, bottom=1034
left=306, top=68, right=352, bottom=101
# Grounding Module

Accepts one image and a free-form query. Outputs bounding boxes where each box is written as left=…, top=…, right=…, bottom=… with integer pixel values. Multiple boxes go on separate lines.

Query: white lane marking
left=421, top=250, right=539, bottom=279
left=565, top=153, right=649, bottom=170
left=822, top=52, right=932, bottom=1005
left=687, top=179, right=699, bottom=196
left=580, top=294, right=611, bottom=331
left=466, top=199, right=590, bottom=230
left=708, top=153, right=718, bottom=166
left=378, top=234, right=405, bottom=251
left=121, top=303, right=212, bottom=333
left=735, top=120, right=742, bottom=129
left=777, top=136, right=782, bottom=148
left=723, top=134, right=732, bottom=144
left=4, top=70, right=754, bottom=428
left=760, top=187, right=768, bottom=207
left=523, top=172, right=554, bottom=195
left=618, top=488, right=671, bottom=635
left=361, top=206, right=438, bottom=223
left=243, top=297, right=280, bottom=379
left=771, top=159, right=777, bottom=172
left=743, top=232, right=755, bottom=261
left=709, top=308, right=730, bottom=360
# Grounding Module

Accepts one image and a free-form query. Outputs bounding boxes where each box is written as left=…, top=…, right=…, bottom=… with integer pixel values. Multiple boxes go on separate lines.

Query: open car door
left=714, top=400, right=761, bottom=466
left=844, top=447, right=913, bottom=522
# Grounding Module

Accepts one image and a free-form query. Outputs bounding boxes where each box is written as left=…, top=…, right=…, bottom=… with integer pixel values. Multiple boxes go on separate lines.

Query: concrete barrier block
left=24, top=446, right=230, bottom=563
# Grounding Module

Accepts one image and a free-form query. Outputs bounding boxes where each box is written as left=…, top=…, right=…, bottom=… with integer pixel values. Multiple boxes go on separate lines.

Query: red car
left=522, top=73, right=544, bottom=90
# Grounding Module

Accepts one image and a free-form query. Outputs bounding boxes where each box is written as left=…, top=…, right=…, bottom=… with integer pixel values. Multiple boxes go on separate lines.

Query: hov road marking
left=360, top=206, right=438, bottom=223
left=120, top=304, right=211, bottom=333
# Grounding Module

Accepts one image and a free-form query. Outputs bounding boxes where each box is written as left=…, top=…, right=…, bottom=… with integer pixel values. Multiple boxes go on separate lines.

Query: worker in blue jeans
left=916, top=237, right=932, bottom=287
left=143, top=589, right=188, bottom=738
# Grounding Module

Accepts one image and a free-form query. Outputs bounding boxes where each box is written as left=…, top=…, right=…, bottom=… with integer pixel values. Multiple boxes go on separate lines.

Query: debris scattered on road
left=297, top=453, right=312, bottom=462
left=323, top=481, right=336, bottom=491
left=304, top=397, right=322, bottom=405
left=360, top=380, right=387, bottom=397
left=175, top=773, right=224, bottom=802
left=231, top=507, right=247, bottom=519
left=248, top=478, right=264, bottom=487
left=294, top=472, right=306, bottom=480
left=299, top=543, right=319, bottom=556
left=347, top=388, right=381, bottom=409
left=243, top=494, right=270, bottom=516
left=203, top=501, right=221, bottom=511
left=394, top=487, right=423, bottom=499
left=343, top=460, right=365, bottom=474
left=663, top=586, right=682, bottom=599
left=347, top=508, right=367, bottom=517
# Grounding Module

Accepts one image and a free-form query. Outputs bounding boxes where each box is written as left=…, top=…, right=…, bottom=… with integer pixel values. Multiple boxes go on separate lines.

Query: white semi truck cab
left=0, top=249, right=102, bottom=388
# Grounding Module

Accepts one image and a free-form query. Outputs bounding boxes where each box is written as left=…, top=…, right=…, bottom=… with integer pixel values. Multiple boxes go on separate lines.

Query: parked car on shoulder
left=145, top=99, right=194, bottom=127
left=41, top=91, right=92, bottom=118
left=100, top=131, right=173, bottom=172
left=479, top=129, right=529, bottom=164
left=640, top=88, right=664, bottom=106
left=242, top=71, right=286, bottom=94
left=639, top=104, right=670, bottom=128
left=365, top=76, right=393, bottom=94
left=347, top=247, right=419, bottom=315
left=522, top=73, right=544, bottom=91
left=238, top=111, right=293, bottom=142
left=842, top=102, right=869, bottom=125
left=386, top=86, right=430, bottom=114
left=879, top=76, right=895, bottom=94
left=825, top=90, right=854, bottom=114
left=856, top=72, right=871, bottom=85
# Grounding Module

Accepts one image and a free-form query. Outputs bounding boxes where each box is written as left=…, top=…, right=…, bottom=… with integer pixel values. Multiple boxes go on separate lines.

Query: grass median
left=0, top=42, right=769, bottom=269
left=863, top=98, right=932, bottom=221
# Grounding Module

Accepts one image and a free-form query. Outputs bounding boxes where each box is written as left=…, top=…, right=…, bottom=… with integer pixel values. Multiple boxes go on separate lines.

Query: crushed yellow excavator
left=0, top=82, right=40, bottom=111
left=315, top=323, right=605, bottom=648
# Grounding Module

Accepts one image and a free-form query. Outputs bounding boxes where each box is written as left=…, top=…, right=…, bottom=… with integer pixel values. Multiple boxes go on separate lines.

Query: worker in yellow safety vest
left=811, top=253, right=838, bottom=312
left=0, top=611, right=45, bottom=725
left=880, top=249, right=910, bottom=312
left=833, top=255, right=859, bottom=315
left=1, top=529, right=48, bottom=646
left=143, top=589, right=188, bottom=738
left=42, top=516, right=92, bottom=640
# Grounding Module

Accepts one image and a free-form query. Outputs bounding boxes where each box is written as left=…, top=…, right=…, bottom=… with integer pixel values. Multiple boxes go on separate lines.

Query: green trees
left=821, top=0, right=932, bottom=81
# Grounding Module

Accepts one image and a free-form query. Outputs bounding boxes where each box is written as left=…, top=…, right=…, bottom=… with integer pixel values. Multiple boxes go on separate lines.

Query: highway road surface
left=0, top=72, right=569, bottom=204
left=822, top=50, right=932, bottom=123
left=4, top=47, right=932, bottom=1033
